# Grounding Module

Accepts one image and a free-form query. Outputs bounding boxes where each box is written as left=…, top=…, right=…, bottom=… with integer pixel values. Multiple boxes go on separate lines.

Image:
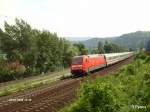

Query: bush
left=135, top=51, right=147, bottom=60
left=63, top=78, right=122, bottom=112
left=0, top=58, right=12, bottom=82
left=62, top=53, right=150, bottom=112
left=144, top=56, right=150, bottom=64
left=0, top=57, right=26, bottom=82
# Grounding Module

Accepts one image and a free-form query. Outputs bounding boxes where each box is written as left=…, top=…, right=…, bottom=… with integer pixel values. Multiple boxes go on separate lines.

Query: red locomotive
left=71, top=54, right=106, bottom=75
left=71, top=52, right=133, bottom=75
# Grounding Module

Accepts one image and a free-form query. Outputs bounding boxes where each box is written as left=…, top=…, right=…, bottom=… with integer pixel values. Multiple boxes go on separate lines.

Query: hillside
left=62, top=53, right=150, bottom=112
left=74, top=31, right=150, bottom=50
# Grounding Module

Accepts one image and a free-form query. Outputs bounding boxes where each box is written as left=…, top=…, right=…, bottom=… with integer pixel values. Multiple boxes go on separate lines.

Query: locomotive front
left=71, top=56, right=84, bottom=75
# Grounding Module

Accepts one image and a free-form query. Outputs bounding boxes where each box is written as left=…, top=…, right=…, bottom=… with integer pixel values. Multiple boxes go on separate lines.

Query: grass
left=0, top=69, right=71, bottom=97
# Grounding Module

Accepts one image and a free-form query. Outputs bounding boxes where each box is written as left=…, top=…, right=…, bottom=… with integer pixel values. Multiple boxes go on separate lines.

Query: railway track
left=0, top=56, right=134, bottom=112
left=90, top=56, right=134, bottom=78
left=0, top=78, right=81, bottom=112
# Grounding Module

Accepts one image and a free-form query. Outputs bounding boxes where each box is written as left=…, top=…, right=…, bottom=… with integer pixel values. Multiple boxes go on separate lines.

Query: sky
left=0, top=0, right=150, bottom=39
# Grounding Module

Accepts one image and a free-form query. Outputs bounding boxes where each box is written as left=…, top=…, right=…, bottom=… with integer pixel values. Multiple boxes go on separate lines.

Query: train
left=71, top=52, right=134, bottom=75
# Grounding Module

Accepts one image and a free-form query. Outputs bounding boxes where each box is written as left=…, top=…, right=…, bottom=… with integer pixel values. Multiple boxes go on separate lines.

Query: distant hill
left=73, top=31, right=150, bottom=51
left=65, top=37, right=91, bottom=41
left=146, top=39, right=150, bottom=52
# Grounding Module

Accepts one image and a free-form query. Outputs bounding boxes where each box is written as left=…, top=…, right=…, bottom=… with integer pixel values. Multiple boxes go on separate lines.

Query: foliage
left=135, top=51, right=147, bottom=60
left=91, top=41, right=126, bottom=54
left=77, top=31, right=150, bottom=51
left=97, top=41, right=104, bottom=54
left=91, top=48, right=99, bottom=54
left=62, top=53, right=150, bottom=112
left=63, top=79, right=121, bottom=112
left=73, top=43, right=88, bottom=55
left=103, top=41, right=126, bottom=53
left=0, top=19, right=79, bottom=82
left=146, top=39, right=150, bottom=52
left=0, top=57, right=11, bottom=82
left=0, top=57, right=26, bottom=82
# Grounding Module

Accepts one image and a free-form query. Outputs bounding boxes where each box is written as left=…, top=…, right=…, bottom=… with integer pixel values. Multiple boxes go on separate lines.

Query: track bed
left=0, top=56, right=134, bottom=112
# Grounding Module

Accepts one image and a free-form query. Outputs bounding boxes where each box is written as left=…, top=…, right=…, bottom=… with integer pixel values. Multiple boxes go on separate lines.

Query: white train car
left=104, top=52, right=133, bottom=66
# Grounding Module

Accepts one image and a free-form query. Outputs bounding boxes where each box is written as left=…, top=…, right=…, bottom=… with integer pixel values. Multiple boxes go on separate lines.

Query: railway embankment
left=0, top=56, right=135, bottom=112
left=62, top=53, right=150, bottom=112
left=0, top=69, right=71, bottom=97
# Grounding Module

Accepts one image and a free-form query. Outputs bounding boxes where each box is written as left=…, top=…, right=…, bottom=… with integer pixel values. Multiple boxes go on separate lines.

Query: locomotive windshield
left=72, top=57, right=83, bottom=64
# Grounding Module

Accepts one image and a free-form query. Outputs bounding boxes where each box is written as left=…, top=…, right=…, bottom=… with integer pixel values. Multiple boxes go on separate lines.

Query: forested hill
left=75, top=31, right=150, bottom=50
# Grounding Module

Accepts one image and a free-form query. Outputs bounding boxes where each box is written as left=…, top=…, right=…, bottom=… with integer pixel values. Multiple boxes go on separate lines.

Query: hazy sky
left=0, top=0, right=150, bottom=38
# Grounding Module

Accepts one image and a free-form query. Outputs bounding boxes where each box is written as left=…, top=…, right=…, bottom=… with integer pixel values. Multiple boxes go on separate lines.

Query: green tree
left=73, top=43, right=88, bottom=55
left=0, top=18, right=80, bottom=82
left=146, top=38, right=150, bottom=53
left=36, top=31, right=58, bottom=72
left=104, top=42, right=126, bottom=53
left=1, top=19, right=37, bottom=63
left=63, top=40, right=79, bottom=67
left=91, top=48, right=98, bottom=54
left=97, top=41, right=104, bottom=54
